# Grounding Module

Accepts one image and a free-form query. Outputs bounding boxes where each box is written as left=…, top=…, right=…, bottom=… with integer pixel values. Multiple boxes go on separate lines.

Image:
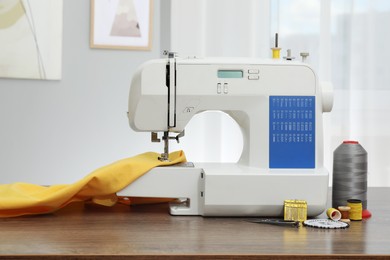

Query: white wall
left=0, top=0, right=165, bottom=185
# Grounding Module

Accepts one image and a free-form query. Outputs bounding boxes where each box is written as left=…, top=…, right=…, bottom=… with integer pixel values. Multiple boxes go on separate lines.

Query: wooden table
left=0, top=188, right=389, bottom=259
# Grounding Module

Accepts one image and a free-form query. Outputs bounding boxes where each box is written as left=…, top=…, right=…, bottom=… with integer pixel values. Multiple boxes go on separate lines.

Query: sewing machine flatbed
left=117, top=163, right=328, bottom=217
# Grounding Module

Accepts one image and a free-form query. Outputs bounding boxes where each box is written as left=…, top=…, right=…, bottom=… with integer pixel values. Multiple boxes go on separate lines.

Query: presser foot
left=152, top=131, right=185, bottom=162
left=158, top=153, right=170, bottom=162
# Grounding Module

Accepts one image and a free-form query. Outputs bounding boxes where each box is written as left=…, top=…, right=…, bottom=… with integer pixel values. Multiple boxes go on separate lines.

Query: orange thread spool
left=338, top=206, right=351, bottom=222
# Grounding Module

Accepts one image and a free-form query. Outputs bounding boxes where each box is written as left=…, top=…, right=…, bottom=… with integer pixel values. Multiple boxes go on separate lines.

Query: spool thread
left=338, top=206, right=351, bottom=222
left=338, top=206, right=350, bottom=219
left=326, top=208, right=341, bottom=221
left=271, top=48, right=281, bottom=59
left=332, top=141, right=368, bottom=209
left=347, top=199, right=363, bottom=221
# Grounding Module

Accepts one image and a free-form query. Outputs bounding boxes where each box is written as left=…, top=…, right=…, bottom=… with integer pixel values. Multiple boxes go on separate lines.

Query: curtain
left=170, top=0, right=270, bottom=162
left=329, top=0, right=390, bottom=186
left=169, top=0, right=390, bottom=186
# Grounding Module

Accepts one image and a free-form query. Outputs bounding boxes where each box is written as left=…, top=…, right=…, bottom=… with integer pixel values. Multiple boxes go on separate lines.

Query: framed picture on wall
left=90, top=0, right=153, bottom=50
left=0, top=0, right=63, bottom=79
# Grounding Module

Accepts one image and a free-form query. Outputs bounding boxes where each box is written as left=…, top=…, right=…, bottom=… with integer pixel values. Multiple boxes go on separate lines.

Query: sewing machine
left=118, top=53, right=333, bottom=217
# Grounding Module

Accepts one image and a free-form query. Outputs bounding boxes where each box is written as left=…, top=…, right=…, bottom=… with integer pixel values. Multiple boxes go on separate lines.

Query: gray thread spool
left=332, top=141, right=368, bottom=209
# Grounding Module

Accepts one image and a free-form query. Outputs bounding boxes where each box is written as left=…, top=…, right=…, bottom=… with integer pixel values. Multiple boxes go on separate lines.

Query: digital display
left=217, top=70, right=243, bottom=78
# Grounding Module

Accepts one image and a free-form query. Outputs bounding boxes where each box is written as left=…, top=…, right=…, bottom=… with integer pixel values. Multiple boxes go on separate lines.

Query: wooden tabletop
left=0, top=187, right=389, bottom=259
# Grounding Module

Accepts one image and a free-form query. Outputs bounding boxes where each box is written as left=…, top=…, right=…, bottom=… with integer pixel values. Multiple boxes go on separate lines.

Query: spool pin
left=271, top=33, right=281, bottom=59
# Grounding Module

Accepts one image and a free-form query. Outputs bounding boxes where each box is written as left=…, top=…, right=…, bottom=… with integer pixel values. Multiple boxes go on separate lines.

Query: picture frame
left=90, top=0, right=153, bottom=50
left=0, top=0, right=63, bottom=80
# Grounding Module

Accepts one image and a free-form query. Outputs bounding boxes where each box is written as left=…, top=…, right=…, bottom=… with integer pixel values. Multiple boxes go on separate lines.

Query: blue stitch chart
left=269, top=96, right=315, bottom=168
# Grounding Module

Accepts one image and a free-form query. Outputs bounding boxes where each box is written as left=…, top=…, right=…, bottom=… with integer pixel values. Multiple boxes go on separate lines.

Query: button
left=217, top=83, right=222, bottom=94
left=248, top=69, right=259, bottom=74
left=248, top=75, right=259, bottom=80
left=223, top=83, right=228, bottom=94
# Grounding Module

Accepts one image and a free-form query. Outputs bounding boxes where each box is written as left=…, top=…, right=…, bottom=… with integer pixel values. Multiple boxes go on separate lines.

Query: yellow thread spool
left=326, top=208, right=341, bottom=221
left=347, top=199, right=362, bottom=221
left=271, top=48, right=281, bottom=59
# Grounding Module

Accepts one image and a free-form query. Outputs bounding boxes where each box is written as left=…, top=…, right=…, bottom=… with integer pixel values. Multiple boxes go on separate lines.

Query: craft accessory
left=303, top=219, right=349, bottom=229
left=362, top=209, right=372, bottom=219
left=284, top=200, right=307, bottom=222
left=338, top=206, right=351, bottom=222
left=247, top=219, right=300, bottom=228
left=347, top=199, right=363, bottom=221
left=326, top=208, right=341, bottom=221
left=332, top=141, right=372, bottom=218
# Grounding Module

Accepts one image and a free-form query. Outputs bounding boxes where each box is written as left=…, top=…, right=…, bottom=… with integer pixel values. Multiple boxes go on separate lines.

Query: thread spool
left=338, top=206, right=351, bottom=223
left=332, top=141, right=370, bottom=217
left=347, top=199, right=363, bottom=221
left=272, top=48, right=281, bottom=59
left=326, top=208, right=341, bottom=221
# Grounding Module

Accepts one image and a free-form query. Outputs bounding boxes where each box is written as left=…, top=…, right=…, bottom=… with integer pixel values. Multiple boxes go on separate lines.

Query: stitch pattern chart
left=269, top=96, right=315, bottom=168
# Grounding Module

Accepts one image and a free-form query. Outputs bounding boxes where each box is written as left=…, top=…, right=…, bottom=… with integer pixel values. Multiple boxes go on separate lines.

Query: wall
left=0, top=0, right=165, bottom=185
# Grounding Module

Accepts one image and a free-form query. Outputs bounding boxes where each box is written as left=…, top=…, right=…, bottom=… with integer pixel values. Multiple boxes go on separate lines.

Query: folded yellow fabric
left=0, top=150, right=186, bottom=217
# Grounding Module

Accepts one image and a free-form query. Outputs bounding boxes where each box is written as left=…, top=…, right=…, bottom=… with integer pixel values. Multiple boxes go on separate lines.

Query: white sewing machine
left=118, top=53, right=333, bottom=217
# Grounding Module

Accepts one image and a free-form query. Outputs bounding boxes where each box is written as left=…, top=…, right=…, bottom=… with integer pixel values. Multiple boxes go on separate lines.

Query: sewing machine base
left=117, top=163, right=328, bottom=217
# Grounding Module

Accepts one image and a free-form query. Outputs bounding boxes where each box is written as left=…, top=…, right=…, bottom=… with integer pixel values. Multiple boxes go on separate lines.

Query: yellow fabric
left=0, top=150, right=186, bottom=217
